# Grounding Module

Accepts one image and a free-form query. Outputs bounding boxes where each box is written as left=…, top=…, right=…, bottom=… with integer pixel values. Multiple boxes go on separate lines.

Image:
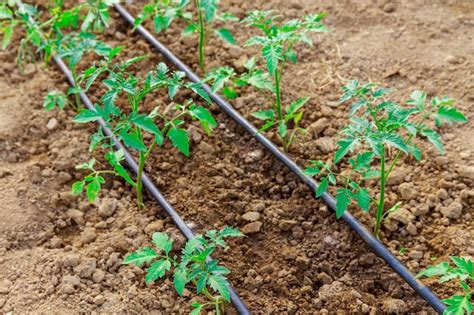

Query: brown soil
left=1, top=0, right=473, bottom=314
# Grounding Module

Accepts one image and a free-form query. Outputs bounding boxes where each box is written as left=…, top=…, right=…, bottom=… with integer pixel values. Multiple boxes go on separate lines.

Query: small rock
left=98, top=198, right=118, bottom=218
left=458, top=166, right=474, bottom=180
left=94, top=294, right=106, bottom=306
left=399, top=183, right=417, bottom=200
left=241, top=221, right=262, bottom=234
left=50, top=236, right=63, bottom=248
left=245, top=150, right=264, bottom=163
left=318, top=281, right=345, bottom=302
left=382, top=298, right=407, bottom=313
left=144, top=220, right=165, bottom=235
left=406, top=222, right=418, bottom=236
left=187, top=125, right=202, bottom=143
left=67, top=209, right=84, bottom=225
left=198, top=141, right=214, bottom=154
left=317, top=272, right=332, bottom=284
left=309, top=118, right=328, bottom=138
left=408, top=250, right=423, bottom=261
left=434, top=156, right=449, bottom=166
left=383, top=3, right=396, bottom=13
left=24, top=63, right=36, bottom=76
left=60, top=275, right=81, bottom=294
left=0, top=279, right=12, bottom=294
left=445, top=55, right=458, bottom=65
left=315, top=137, right=335, bottom=154
left=46, top=118, right=58, bottom=130
left=279, top=219, right=298, bottom=231
left=115, top=31, right=126, bottom=40
left=437, top=188, right=449, bottom=200
left=92, top=269, right=106, bottom=283
left=74, top=258, right=96, bottom=279
left=388, top=170, right=405, bottom=185
left=63, top=254, right=81, bottom=267
left=229, top=46, right=243, bottom=59
left=360, top=253, right=376, bottom=267
left=388, top=208, right=415, bottom=225
left=242, top=211, right=261, bottom=222
left=80, top=227, right=97, bottom=244
left=441, top=201, right=463, bottom=219
left=251, top=202, right=265, bottom=212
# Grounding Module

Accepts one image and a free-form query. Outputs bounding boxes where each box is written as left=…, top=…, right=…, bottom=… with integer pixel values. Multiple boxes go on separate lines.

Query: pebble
left=315, top=137, right=336, bottom=154
left=67, top=209, right=85, bottom=225
left=144, top=220, right=165, bottom=235
left=241, top=221, right=262, bottom=234
left=60, top=275, right=81, bottom=294
left=440, top=201, right=463, bottom=219
left=318, top=281, right=345, bottom=302
left=458, top=165, right=474, bottom=180
left=63, top=254, right=81, bottom=267
left=406, top=222, right=418, bottom=236
left=408, top=250, right=423, bottom=261
left=115, top=31, right=126, bottom=40
left=434, top=156, right=449, bottom=166
left=279, top=219, right=298, bottom=231
left=308, top=118, right=328, bottom=138
left=228, top=46, right=243, bottom=59
left=198, top=141, right=214, bottom=154
left=242, top=212, right=261, bottom=222
left=92, top=269, right=106, bottom=283
left=251, top=202, right=265, bottom=212
left=383, top=3, right=396, bottom=13
left=98, top=198, right=118, bottom=218
left=399, top=183, right=417, bottom=200
left=388, top=170, right=405, bottom=185
left=388, top=208, right=415, bottom=225
left=46, top=118, right=58, bottom=130
left=94, top=294, right=106, bottom=306
left=436, top=188, right=449, bottom=200
left=24, top=63, right=36, bottom=76
left=74, top=258, right=97, bottom=279
left=80, top=227, right=97, bottom=244
left=245, top=150, right=264, bottom=163
left=0, top=279, right=12, bottom=294
left=382, top=298, right=407, bottom=313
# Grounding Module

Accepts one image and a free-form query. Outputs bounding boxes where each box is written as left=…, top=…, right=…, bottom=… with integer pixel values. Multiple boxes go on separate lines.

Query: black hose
left=53, top=56, right=251, bottom=315
left=114, top=3, right=446, bottom=313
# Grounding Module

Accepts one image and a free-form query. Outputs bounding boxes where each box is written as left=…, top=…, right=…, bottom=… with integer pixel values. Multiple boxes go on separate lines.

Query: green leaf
left=406, top=90, right=427, bottom=109
left=2, top=25, right=13, bottom=50
left=303, top=165, right=320, bottom=177
left=43, top=91, right=67, bottom=111
left=208, top=273, right=230, bottom=301
left=278, top=122, right=287, bottom=138
left=286, top=97, right=309, bottom=116
left=251, top=109, right=274, bottom=120
left=421, top=128, right=445, bottom=154
left=73, top=108, right=103, bottom=123
left=190, top=303, right=203, bottom=315
left=408, top=145, right=422, bottom=161
left=382, top=133, right=408, bottom=153
left=190, top=105, right=217, bottom=135
left=173, top=267, right=188, bottom=296
left=145, top=259, right=171, bottom=283
left=442, top=294, right=472, bottom=315
left=86, top=177, right=101, bottom=202
left=262, top=44, right=282, bottom=74
left=316, top=177, right=328, bottom=197
left=182, top=23, right=198, bottom=35
left=215, top=28, right=235, bottom=44
left=71, top=181, right=85, bottom=195
left=200, top=0, right=218, bottom=21
left=123, top=247, right=158, bottom=266
left=152, top=232, right=173, bottom=255
left=416, top=262, right=450, bottom=278
left=436, top=106, right=467, bottom=124
left=334, top=138, right=356, bottom=164
left=167, top=127, right=189, bottom=156
left=218, top=226, right=244, bottom=238
left=120, top=130, right=147, bottom=152
left=335, top=189, right=351, bottom=218
left=356, top=188, right=370, bottom=212
left=131, top=114, right=161, bottom=135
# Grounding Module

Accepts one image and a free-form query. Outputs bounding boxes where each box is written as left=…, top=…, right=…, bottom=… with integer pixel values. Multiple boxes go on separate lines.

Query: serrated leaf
left=190, top=303, right=203, bottom=315
left=167, top=127, right=189, bottom=156
left=436, top=106, right=467, bottom=124
left=334, top=138, right=356, bottom=164
left=190, top=106, right=217, bottom=135
left=303, top=165, right=320, bottom=177
left=286, top=97, right=309, bottom=116
left=421, top=128, right=444, bottom=154
left=120, top=130, right=147, bottom=152
left=152, top=232, right=173, bottom=255
left=131, top=114, right=161, bottom=135
left=356, top=188, right=370, bottom=212
left=173, top=267, right=188, bottom=296
left=335, top=189, right=350, bottom=218
left=73, top=108, right=103, bottom=123
left=316, top=177, right=328, bottom=197
left=442, top=294, right=472, bottom=315
left=200, top=0, right=218, bottom=21
left=416, top=262, right=450, bottom=278
left=216, top=28, right=235, bottom=44
left=262, top=44, right=282, bottom=74
left=251, top=109, right=274, bottom=120
left=382, top=133, right=408, bottom=153
left=123, top=247, right=158, bottom=266
left=208, top=273, right=230, bottom=301
left=218, top=226, right=244, bottom=238
left=145, top=259, right=171, bottom=283
left=71, top=181, right=85, bottom=195
left=407, top=145, right=422, bottom=161
left=86, top=177, right=101, bottom=202
left=278, top=122, right=287, bottom=138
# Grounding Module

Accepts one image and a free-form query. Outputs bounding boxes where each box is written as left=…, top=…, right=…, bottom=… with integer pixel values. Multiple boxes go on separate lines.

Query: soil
left=1, top=0, right=473, bottom=314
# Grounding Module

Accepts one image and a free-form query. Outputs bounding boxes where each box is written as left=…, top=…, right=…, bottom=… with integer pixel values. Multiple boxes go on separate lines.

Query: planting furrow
left=52, top=55, right=251, bottom=315
left=114, top=3, right=446, bottom=313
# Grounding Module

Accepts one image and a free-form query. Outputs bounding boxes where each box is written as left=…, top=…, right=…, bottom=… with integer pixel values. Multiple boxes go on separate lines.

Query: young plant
left=304, top=81, right=467, bottom=237
left=417, top=256, right=473, bottom=315
left=123, top=227, right=244, bottom=314
left=134, top=0, right=238, bottom=73
left=72, top=61, right=216, bottom=208
left=239, top=10, right=327, bottom=151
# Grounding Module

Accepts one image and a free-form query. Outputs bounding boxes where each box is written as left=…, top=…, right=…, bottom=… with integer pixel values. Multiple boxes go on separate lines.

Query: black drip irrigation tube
left=114, top=3, right=446, bottom=313
left=52, top=56, right=251, bottom=315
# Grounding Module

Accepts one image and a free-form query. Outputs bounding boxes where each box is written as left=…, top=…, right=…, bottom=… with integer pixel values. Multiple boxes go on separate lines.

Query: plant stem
left=195, top=0, right=206, bottom=73
left=71, top=69, right=82, bottom=110
left=136, top=151, right=145, bottom=210
left=374, top=146, right=386, bottom=238
left=274, top=69, right=282, bottom=121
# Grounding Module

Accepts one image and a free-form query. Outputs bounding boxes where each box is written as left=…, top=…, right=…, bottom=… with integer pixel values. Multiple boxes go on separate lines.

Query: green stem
left=136, top=151, right=145, bottom=210
left=195, top=0, right=206, bottom=74
left=274, top=69, right=282, bottom=121
left=71, top=69, right=82, bottom=110
left=374, top=146, right=386, bottom=238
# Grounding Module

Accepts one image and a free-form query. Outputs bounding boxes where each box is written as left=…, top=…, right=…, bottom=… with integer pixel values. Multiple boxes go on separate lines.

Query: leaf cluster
left=123, top=227, right=244, bottom=314
left=417, top=256, right=473, bottom=315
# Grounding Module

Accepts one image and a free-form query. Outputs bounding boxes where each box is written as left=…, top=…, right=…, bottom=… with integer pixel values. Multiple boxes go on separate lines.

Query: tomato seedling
left=304, top=81, right=467, bottom=237
left=134, top=0, right=238, bottom=73
left=72, top=61, right=216, bottom=208
left=123, top=227, right=244, bottom=314
left=417, top=256, right=473, bottom=315
left=240, top=10, right=327, bottom=151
